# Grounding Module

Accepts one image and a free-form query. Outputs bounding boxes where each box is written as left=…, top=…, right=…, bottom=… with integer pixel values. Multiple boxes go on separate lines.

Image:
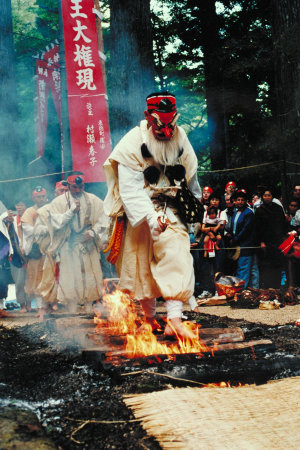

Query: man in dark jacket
left=228, top=190, right=255, bottom=288
left=255, top=188, right=287, bottom=288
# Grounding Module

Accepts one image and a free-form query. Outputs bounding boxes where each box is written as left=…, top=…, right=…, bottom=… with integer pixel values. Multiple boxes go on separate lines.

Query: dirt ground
left=0, top=302, right=300, bottom=449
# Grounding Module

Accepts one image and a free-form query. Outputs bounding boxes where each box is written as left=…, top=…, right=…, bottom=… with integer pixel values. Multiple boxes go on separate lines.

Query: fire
left=94, top=288, right=212, bottom=358
left=202, top=382, right=247, bottom=388
left=94, top=289, right=138, bottom=335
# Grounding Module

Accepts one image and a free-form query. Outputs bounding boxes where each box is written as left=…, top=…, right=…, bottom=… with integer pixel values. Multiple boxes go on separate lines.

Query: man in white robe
left=104, top=92, right=202, bottom=338
left=21, top=187, right=48, bottom=318
left=46, top=172, right=107, bottom=313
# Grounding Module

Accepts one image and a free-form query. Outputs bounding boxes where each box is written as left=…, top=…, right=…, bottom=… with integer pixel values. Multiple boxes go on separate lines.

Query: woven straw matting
left=124, top=377, right=300, bottom=449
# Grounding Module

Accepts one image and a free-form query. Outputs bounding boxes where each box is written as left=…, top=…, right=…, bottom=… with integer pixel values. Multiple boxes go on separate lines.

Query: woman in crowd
left=285, top=197, right=300, bottom=231
left=196, top=193, right=227, bottom=298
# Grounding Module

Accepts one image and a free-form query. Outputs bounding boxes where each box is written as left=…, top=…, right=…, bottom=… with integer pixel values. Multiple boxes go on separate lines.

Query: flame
left=94, top=288, right=212, bottom=358
left=94, top=289, right=138, bottom=335
left=125, top=321, right=210, bottom=357
left=202, top=382, right=247, bottom=388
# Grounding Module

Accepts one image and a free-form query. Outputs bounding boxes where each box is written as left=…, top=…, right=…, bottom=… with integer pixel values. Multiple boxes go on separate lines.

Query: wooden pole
left=57, top=0, right=72, bottom=175
left=93, top=0, right=107, bottom=89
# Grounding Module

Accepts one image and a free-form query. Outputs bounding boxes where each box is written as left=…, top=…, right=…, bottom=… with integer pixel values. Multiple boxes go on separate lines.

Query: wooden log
left=198, top=327, right=245, bottom=343
left=87, top=332, right=126, bottom=347
left=197, top=295, right=227, bottom=306
left=81, top=339, right=274, bottom=368
left=213, top=339, right=272, bottom=351
left=87, top=327, right=245, bottom=346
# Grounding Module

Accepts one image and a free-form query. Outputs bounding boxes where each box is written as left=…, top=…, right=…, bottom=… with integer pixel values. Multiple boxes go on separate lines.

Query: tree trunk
left=0, top=0, right=20, bottom=195
left=198, top=0, right=226, bottom=170
left=271, top=0, right=300, bottom=199
left=108, top=0, right=155, bottom=146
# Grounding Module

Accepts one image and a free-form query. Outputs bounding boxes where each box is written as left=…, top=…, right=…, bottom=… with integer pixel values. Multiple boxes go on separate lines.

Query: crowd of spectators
left=0, top=180, right=300, bottom=316
left=191, top=181, right=300, bottom=299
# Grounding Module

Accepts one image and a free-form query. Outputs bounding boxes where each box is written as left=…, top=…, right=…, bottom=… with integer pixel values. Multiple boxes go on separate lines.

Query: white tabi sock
left=166, top=299, right=183, bottom=320
left=188, top=295, right=197, bottom=310
left=35, top=296, right=45, bottom=309
left=140, top=298, right=156, bottom=318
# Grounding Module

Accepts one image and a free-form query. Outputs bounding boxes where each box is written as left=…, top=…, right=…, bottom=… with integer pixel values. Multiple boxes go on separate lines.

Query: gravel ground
left=193, top=304, right=300, bottom=326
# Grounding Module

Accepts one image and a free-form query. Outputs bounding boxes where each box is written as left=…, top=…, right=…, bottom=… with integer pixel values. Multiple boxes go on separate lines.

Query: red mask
left=145, top=94, right=178, bottom=140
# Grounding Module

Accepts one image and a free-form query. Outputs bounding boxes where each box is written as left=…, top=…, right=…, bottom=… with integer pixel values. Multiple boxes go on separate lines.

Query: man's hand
left=157, top=215, right=169, bottom=232
left=73, top=200, right=80, bottom=213
left=147, top=211, right=169, bottom=241
left=6, top=210, right=15, bottom=223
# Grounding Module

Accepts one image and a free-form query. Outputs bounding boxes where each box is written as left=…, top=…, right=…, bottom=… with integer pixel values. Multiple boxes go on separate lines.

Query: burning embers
left=93, top=289, right=211, bottom=358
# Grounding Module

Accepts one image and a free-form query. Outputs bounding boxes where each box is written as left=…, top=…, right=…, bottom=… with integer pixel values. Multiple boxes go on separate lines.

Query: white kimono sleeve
left=87, top=212, right=110, bottom=245
left=34, top=216, right=49, bottom=242
left=49, top=204, right=77, bottom=230
left=118, top=164, right=155, bottom=228
left=188, top=173, right=202, bottom=199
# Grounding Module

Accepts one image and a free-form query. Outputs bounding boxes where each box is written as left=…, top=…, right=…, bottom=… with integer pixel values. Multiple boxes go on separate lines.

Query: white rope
left=190, top=246, right=263, bottom=252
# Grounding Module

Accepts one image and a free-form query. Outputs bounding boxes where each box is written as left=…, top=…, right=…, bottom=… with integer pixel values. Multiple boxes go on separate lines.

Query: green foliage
left=151, top=0, right=296, bottom=192
left=8, top=0, right=300, bottom=195
left=11, top=0, right=59, bottom=166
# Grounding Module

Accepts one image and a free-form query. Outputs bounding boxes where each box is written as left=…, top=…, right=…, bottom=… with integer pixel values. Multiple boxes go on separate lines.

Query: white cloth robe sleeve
left=118, top=164, right=155, bottom=228
left=86, top=213, right=110, bottom=245
left=49, top=204, right=77, bottom=230
left=49, top=201, right=108, bottom=244
left=34, top=216, right=49, bottom=241
left=188, top=172, right=202, bottom=199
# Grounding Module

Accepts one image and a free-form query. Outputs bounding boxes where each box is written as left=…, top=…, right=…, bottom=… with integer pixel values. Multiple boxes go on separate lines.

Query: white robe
left=103, top=120, right=200, bottom=302
left=46, top=191, right=107, bottom=306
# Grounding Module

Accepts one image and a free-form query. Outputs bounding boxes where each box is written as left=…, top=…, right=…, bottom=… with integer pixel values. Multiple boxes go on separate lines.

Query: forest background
left=0, top=0, right=299, bottom=205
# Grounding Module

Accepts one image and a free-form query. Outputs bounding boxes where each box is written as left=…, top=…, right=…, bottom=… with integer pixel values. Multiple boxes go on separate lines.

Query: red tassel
left=208, top=239, right=215, bottom=252
left=279, top=233, right=296, bottom=255
left=292, top=242, right=300, bottom=258
left=55, top=263, right=60, bottom=282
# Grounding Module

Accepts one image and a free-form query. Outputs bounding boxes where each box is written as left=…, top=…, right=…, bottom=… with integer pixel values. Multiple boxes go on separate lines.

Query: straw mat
left=124, top=376, right=300, bottom=449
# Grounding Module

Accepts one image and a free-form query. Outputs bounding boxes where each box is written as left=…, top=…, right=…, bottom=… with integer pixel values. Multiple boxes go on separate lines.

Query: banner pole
left=57, top=0, right=72, bottom=177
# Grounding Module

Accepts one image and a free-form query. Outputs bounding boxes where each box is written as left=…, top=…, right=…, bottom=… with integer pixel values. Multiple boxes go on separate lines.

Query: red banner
left=61, top=0, right=111, bottom=183
left=36, top=44, right=62, bottom=156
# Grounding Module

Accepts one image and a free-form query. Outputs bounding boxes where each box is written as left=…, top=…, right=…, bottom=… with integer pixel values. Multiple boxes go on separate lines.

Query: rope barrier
left=198, top=160, right=284, bottom=174
left=286, top=160, right=300, bottom=167
left=197, top=159, right=300, bottom=174
left=190, top=246, right=261, bottom=252
left=0, top=170, right=73, bottom=184
left=0, top=159, right=298, bottom=184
